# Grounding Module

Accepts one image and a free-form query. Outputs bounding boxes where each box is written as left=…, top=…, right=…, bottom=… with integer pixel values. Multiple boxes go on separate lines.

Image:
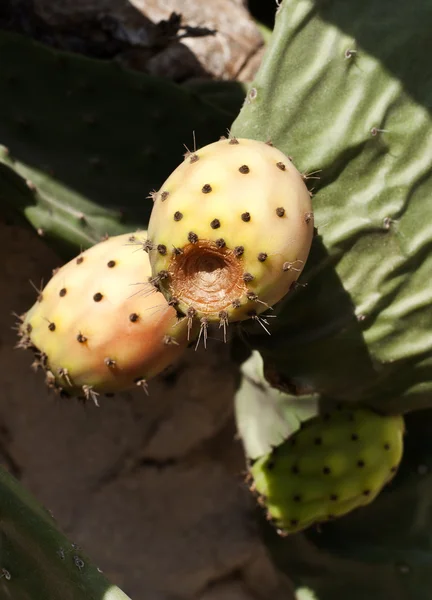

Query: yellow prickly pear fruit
left=147, top=137, right=314, bottom=338
left=16, top=233, right=190, bottom=403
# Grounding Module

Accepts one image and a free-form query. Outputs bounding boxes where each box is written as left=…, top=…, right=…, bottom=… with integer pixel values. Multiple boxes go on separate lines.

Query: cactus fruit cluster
left=248, top=408, right=405, bottom=535
left=147, top=137, right=314, bottom=339
left=16, top=233, right=189, bottom=402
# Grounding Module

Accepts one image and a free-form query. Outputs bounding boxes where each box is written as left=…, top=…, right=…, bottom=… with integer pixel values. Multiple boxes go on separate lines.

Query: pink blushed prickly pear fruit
left=147, top=137, right=314, bottom=336
left=16, top=233, right=190, bottom=402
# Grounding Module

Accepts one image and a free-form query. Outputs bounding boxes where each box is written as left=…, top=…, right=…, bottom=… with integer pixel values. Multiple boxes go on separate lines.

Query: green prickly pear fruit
left=248, top=408, right=405, bottom=535
left=147, top=137, right=314, bottom=338
left=16, top=233, right=189, bottom=402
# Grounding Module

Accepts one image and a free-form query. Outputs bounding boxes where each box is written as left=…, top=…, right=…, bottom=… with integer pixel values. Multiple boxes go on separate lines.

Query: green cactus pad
left=147, top=137, right=313, bottom=331
left=0, top=466, right=132, bottom=600
left=230, top=0, right=432, bottom=412
left=249, top=408, right=404, bottom=535
left=17, top=233, right=190, bottom=400
left=0, top=30, right=244, bottom=259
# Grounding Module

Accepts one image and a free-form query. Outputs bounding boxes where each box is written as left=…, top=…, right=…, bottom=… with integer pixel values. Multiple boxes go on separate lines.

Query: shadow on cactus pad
left=231, top=0, right=432, bottom=413
left=0, top=30, right=245, bottom=259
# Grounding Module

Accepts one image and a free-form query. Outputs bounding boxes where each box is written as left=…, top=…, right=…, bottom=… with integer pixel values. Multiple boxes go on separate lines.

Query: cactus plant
left=257, top=410, right=432, bottom=600
left=0, top=29, right=245, bottom=259
left=0, top=465, right=132, bottom=600
left=16, top=232, right=190, bottom=401
left=230, top=0, right=432, bottom=414
left=248, top=407, right=404, bottom=535
left=147, top=137, right=314, bottom=339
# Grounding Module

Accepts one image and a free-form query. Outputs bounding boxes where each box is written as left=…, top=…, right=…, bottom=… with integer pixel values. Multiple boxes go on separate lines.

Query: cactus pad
left=230, top=0, right=432, bottom=412
left=147, top=137, right=314, bottom=336
left=17, top=233, right=189, bottom=401
left=249, top=408, right=405, bottom=535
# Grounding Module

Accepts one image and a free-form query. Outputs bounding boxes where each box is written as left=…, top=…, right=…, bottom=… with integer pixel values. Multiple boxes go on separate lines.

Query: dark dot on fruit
left=48, top=322, right=56, bottom=331
left=59, top=288, right=67, bottom=297
left=276, top=207, right=285, bottom=217
left=291, top=465, right=299, bottom=474
left=384, top=443, right=390, bottom=450
left=129, top=313, right=139, bottom=322
left=188, top=232, right=198, bottom=244
left=157, top=244, right=167, bottom=255
left=202, top=184, right=212, bottom=194
left=290, top=519, right=299, bottom=526
left=276, top=162, right=286, bottom=171
left=357, top=460, right=365, bottom=468
left=77, top=333, right=87, bottom=343
left=76, top=256, right=84, bottom=264
left=107, top=260, right=116, bottom=268
left=266, top=460, right=275, bottom=470
left=160, top=191, right=169, bottom=201
left=232, top=299, right=241, bottom=308
left=229, top=138, right=239, bottom=145
left=390, top=466, right=398, bottom=473
left=190, top=154, right=199, bottom=163
left=210, top=219, right=220, bottom=229
left=323, top=466, right=331, bottom=475
left=258, top=252, right=268, bottom=262
left=314, top=437, right=322, bottom=445
left=174, top=211, right=183, bottom=221
left=239, top=165, right=250, bottom=174
left=323, top=413, right=331, bottom=421
left=241, top=212, right=251, bottom=222
left=293, top=494, right=301, bottom=502
left=93, top=292, right=103, bottom=302
left=363, top=489, right=371, bottom=496
left=290, top=438, right=296, bottom=446
left=330, top=494, right=338, bottom=501
left=215, top=238, right=226, bottom=248
left=234, top=246, right=244, bottom=257
left=243, top=272, right=254, bottom=283
left=351, top=433, right=359, bottom=441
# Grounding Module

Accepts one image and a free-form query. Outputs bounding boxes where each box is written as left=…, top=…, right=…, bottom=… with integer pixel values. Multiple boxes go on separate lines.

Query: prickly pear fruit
left=16, top=233, right=189, bottom=402
left=147, top=137, right=314, bottom=335
left=248, top=408, right=405, bottom=535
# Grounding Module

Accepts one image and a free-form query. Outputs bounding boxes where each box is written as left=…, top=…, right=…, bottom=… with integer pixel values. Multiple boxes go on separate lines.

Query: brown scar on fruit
left=168, top=241, right=248, bottom=316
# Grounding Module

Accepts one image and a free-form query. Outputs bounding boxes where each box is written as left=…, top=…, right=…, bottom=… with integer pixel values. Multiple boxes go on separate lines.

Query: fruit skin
left=249, top=408, right=405, bottom=535
left=147, top=137, right=314, bottom=327
left=17, top=232, right=189, bottom=400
